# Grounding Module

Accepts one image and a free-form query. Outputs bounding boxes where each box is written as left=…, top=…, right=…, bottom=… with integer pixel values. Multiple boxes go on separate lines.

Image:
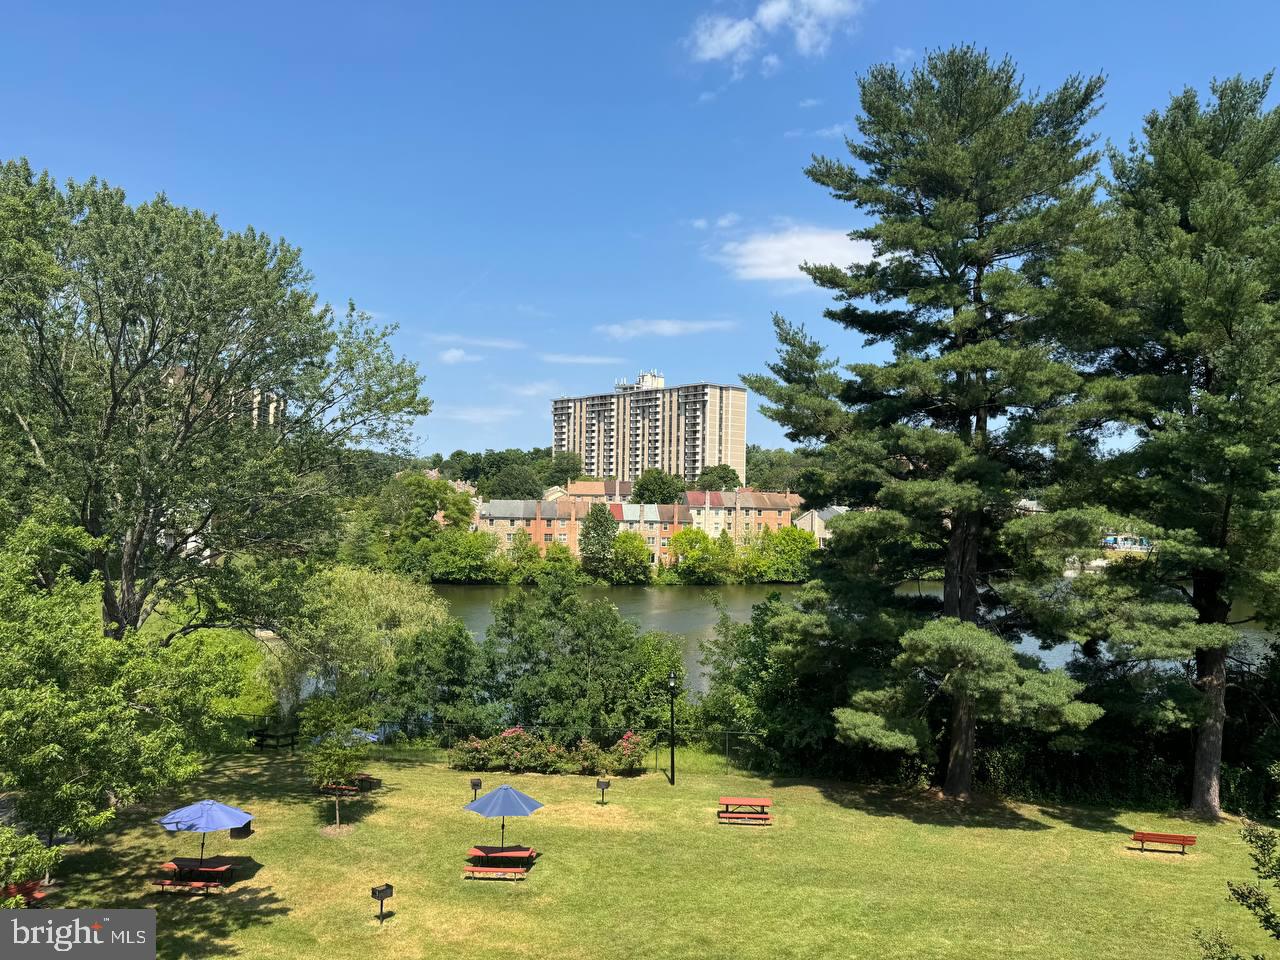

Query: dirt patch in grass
left=322, top=824, right=355, bottom=838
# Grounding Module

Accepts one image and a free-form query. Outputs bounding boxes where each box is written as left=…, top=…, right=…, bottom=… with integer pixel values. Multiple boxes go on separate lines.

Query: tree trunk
left=335, top=797, right=341, bottom=827
left=1191, top=645, right=1227, bottom=819
left=943, top=693, right=976, bottom=798
left=943, top=512, right=981, bottom=622
left=1190, top=569, right=1231, bottom=820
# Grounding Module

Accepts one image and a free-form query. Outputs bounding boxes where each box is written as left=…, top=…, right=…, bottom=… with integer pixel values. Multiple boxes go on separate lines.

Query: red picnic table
left=464, top=845, right=537, bottom=881
left=154, top=856, right=235, bottom=893
left=718, top=796, right=773, bottom=826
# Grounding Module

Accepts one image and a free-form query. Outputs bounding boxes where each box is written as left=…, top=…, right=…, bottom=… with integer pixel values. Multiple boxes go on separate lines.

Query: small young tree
left=579, top=503, right=619, bottom=580
left=299, top=698, right=371, bottom=827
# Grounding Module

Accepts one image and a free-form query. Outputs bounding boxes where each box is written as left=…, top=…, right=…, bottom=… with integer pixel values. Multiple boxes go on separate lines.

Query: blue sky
left=4, top=1, right=1278, bottom=455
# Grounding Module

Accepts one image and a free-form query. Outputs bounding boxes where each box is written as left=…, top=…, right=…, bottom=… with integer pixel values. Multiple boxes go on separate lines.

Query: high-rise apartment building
left=551, top=372, right=746, bottom=483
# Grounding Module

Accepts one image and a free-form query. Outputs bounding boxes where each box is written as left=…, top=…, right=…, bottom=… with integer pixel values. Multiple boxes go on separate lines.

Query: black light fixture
left=597, top=778, right=610, bottom=805
left=470, top=777, right=482, bottom=801
left=371, top=883, right=393, bottom=924
left=667, top=669, right=678, bottom=787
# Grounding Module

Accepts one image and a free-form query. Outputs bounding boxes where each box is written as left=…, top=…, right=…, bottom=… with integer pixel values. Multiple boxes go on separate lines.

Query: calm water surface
left=432, top=581, right=1272, bottom=693
left=430, top=583, right=798, bottom=692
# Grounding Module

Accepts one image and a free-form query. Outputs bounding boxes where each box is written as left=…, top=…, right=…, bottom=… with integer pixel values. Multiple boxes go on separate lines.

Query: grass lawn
left=52, top=750, right=1269, bottom=960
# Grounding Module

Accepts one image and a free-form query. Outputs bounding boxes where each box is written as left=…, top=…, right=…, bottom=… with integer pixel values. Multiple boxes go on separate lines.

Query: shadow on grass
left=764, top=778, right=1056, bottom=831
left=58, top=836, right=288, bottom=959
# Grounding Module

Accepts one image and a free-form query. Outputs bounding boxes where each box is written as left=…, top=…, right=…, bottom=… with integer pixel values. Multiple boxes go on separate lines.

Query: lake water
left=432, top=581, right=1273, bottom=693
left=431, top=583, right=798, bottom=692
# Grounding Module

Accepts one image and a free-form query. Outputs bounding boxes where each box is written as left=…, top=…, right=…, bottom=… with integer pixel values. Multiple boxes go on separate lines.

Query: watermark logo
left=3, top=910, right=155, bottom=958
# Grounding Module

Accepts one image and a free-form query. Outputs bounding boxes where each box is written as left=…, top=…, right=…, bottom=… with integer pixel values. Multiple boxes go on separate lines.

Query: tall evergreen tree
left=1051, top=76, right=1280, bottom=818
left=746, top=47, right=1106, bottom=796
left=579, top=503, right=618, bottom=580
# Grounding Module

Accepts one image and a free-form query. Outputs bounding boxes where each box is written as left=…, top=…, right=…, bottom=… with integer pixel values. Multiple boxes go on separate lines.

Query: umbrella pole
left=200, top=832, right=207, bottom=866
left=501, top=817, right=505, bottom=851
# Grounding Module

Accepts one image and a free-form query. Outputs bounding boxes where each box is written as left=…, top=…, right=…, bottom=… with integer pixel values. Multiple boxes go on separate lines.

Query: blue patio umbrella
left=155, top=800, right=253, bottom=865
left=464, top=785, right=543, bottom=850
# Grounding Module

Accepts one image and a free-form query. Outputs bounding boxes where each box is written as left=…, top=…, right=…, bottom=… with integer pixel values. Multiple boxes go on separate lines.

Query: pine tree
left=746, top=46, right=1105, bottom=796
left=1050, top=76, right=1280, bottom=818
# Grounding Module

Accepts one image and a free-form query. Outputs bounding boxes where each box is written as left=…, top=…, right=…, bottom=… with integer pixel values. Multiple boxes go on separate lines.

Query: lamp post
left=667, top=669, right=678, bottom=787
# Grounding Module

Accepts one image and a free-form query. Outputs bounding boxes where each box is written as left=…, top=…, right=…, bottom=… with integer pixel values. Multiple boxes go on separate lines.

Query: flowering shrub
left=450, top=729, right=656, bottom=776
left=611, top=729, right=654, bottom=775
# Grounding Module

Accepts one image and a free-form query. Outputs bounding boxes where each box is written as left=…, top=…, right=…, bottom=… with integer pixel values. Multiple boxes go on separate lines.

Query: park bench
left=718, top=796, right=774, bottom=826
left=463, top=864, right=528, bottom=881
left=251, top=728, right=298, bottom=752
left=1130, top=831, right=1197, bottom=854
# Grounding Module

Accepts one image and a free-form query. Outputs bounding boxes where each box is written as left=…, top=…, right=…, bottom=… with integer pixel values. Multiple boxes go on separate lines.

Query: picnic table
left=718, top=796, right=774, bottom=826
left=467, top=845, right=537, bottom=861
left=354, top=773, right=383, bottom=792
left=153, top=857, right=234, bottom=894
left=464, top=845, right=536, bottom=881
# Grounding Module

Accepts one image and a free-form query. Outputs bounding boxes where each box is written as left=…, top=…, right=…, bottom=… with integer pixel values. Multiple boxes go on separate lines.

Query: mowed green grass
left=54, top=751, right=1269, bottom=960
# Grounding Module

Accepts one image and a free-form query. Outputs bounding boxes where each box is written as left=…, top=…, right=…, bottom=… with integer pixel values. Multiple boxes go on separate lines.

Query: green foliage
left=630, top=469, right=686, bottom=504
left=483, top=462, right=545, bottom=500
left=0, top=161, right=430, bottom=639
left=695, top=464, right=741, bottom=491
left=579, top=503, right=618, bottom=580
left=0, top=518, right=240, bottom=853
left=450, top=727, right=655, bottom=776
left=484, top=569, right=686, bottom=737
left=271, top=565, right=452, bottom=709
left=375, top=616, right=498, bottom=735
left=544, top=451, right=584, bottom=488
left=669, top=528, right=736, bottom=584
left=835, top=620, right=1102, bottom=761
left=1048, top=74, right=1280, bottom=817
left=609, top=531, right=653, bottom=585
left=0, top=827, right=60, bottom=906
left=743, top=46, right=1106, bottom=796
left=744, top=445, right=816, bottom=492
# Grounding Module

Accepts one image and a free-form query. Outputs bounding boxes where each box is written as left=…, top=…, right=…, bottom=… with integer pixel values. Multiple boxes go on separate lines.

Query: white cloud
left=439, top=347, right=482, bottom=364
left=515, top=303, right=552, bottom=319
left=716, top=225, right=873, bottom=280
left=685, top=0, right=863, bottom=74
left=798, top=97, right=822, bottom=108
left=687, top=14, right=758, bottom=64
left=507, top=380, right=559, bottom=397
left=893, top=45, right=915, bottom=64
left=539, top=353, right=625, bottom=365
left=431, top=333, right=525, bottom=350
left=814, top=121, right=852, bottom=138
left=690, top=217, right=710, bottom=230
left=716, top=212, right=742, bottom=229
left=594, top=319, right=736, bottom=341
left=435, top=405, right=520, bottom=425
